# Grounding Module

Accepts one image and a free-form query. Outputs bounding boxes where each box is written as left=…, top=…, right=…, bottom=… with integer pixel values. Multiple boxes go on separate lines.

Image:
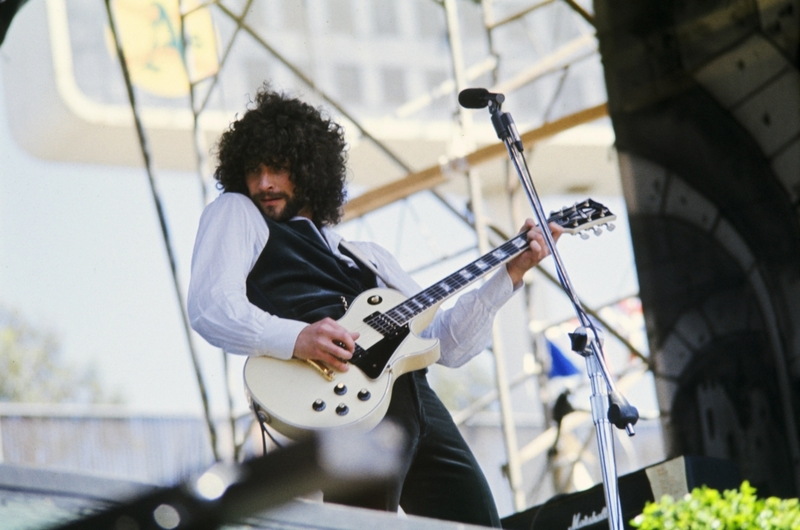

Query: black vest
left=246, top=217, right=377, bottom=323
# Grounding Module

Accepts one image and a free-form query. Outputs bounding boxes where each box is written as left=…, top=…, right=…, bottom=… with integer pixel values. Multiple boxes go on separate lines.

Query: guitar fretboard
left=361, top=198, right=613, bottom=335
left=365, top=233, right=529, bottom=332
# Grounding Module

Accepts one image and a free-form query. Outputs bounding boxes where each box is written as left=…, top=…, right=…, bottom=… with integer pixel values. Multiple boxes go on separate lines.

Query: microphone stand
left=475, top=93, right=639, bottom=530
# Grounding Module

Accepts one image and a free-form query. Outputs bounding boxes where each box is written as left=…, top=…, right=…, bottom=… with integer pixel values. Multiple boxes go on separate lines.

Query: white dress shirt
left=187, top=192, right=519, bottom=367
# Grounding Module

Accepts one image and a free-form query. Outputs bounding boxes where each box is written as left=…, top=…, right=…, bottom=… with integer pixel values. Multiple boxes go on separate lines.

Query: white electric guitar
left=244, top=199, right=615, bottom=439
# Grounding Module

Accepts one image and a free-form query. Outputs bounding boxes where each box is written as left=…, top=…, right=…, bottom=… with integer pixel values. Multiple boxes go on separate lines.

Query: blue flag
left=547, top=339, right=580, bottom=378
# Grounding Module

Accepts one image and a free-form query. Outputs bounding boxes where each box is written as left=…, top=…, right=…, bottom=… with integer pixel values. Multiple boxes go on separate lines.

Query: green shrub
left=630, top=481, right=800, bottom=530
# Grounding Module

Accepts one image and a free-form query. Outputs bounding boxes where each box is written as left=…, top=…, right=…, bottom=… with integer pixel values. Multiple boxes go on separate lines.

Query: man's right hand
left=292, top=318, right=360, bottom=372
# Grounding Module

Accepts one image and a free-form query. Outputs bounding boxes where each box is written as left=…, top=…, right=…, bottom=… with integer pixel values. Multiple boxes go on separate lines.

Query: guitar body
left=243, top=199, right=615, bottom=439
left=243, top=287, right=440, bottom=439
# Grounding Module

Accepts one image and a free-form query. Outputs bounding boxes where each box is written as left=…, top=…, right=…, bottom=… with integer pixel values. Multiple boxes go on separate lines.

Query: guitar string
left=383, top=235, right=527, bottom=325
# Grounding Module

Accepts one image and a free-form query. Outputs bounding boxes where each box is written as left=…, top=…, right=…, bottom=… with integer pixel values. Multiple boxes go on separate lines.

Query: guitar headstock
left=548, top=199, right=616, bottom=239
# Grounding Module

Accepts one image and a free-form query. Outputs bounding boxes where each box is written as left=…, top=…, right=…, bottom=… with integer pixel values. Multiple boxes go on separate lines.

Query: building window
left=327, top=0, right=355, bottom=34
left=381, top=67, right=407, bottom=105
left=278, top=1, right=308, bottom=30
left=372, top=2, right=399, bottom=36
left=415, top=0, right=444, bottom=38
left=335, top=65, right=363, bottom=103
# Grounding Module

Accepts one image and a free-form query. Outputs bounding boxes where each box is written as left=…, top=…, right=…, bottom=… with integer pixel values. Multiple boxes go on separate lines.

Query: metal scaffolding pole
left=443, top=0, right=527, bottom=511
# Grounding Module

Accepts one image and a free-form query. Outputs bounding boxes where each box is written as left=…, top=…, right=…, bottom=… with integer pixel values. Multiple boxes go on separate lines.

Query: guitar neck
left=381, top=232, right=529, bottom=327
left=373, top=198, right=615, bottom=329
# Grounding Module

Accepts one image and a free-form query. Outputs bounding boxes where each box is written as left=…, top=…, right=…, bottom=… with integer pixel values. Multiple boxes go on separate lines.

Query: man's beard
left=253, top=191, right=307, bottom=222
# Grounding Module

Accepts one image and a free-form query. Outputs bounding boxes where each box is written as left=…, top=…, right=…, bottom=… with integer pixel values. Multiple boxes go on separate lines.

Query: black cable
left=252, top=406, right=284, bottom=454
left=103, top=0, right=220, bottom=461
left=264, top=426, right=284, bottom=450
left=258, top=413, right=268, bottom=456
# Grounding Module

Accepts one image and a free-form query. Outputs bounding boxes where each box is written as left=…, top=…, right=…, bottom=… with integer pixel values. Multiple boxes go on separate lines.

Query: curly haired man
left=187, top=85, right=561, bottom=527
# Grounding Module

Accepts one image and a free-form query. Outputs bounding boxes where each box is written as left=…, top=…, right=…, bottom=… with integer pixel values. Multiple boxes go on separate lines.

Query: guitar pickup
left=363, top=311, right=403, bottom=337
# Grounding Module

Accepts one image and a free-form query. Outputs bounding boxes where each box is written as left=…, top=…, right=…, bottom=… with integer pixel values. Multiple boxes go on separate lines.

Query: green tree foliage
left=631, top=481, right=800, bottom=530
left=0, top=307, right=118, bottom=403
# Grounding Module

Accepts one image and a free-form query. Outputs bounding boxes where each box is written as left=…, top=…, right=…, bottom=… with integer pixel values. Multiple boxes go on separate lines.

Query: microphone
left=458, top=88, right=505, bottom=109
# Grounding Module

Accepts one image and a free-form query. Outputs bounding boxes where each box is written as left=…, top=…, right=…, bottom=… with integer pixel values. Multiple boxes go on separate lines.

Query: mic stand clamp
left=477, top=91, right=639, bottom=530
left=569, top=326, right=639, bottom=431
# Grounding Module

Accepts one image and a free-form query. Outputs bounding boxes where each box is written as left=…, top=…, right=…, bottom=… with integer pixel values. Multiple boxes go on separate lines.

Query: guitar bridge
left=304, top=359, right=335, bottom=381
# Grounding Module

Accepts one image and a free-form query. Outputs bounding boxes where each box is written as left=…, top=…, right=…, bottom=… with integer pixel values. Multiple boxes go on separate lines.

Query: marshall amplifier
left=501, top=455, right=740, bottom=530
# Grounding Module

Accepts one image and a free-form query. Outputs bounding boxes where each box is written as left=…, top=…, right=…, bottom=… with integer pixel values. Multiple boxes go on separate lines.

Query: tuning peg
left=592, top=227, right=603, bottom=236
left=580, top=232, right=590, bottom=240
left=606, top=223, right=616, bottom=232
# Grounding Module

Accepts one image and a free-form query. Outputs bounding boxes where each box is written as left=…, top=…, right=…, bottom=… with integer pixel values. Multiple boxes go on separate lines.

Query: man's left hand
left=506, top=219, right=563, bottom=287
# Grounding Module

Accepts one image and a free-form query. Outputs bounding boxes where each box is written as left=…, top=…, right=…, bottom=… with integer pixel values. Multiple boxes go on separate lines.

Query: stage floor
left=0, top=463, right=490, bottom=530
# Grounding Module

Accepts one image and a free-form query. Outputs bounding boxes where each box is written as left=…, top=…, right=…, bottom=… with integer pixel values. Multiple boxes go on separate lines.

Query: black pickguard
left=350, top=325, right=411, bottom=379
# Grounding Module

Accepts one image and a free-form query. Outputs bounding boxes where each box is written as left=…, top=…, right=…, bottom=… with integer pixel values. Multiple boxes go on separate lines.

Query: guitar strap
left=338, top=240, right=399, bottom=291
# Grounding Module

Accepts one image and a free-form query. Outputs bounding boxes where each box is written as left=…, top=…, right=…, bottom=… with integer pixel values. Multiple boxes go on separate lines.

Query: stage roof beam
left=343, top=103, right=609, bottom=220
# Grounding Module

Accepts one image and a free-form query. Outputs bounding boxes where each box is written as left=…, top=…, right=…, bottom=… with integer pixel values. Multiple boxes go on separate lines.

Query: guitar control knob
left=312, top=399, right=326, bottom=412
left=368, top=295, right=383, bottom=305
left=357, top=389, right=371, bottom=401
left=334, top=383, right=347, bottom=395
left=336, top=404, right=349, bottom=416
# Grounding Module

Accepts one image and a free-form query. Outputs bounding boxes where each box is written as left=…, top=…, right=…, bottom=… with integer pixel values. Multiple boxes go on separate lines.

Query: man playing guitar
left=187, top=85, right=562, bottom=527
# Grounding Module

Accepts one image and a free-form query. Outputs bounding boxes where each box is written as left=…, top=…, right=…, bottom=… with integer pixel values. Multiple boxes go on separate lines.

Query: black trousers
left=327, top=370, right=501, bottom=528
